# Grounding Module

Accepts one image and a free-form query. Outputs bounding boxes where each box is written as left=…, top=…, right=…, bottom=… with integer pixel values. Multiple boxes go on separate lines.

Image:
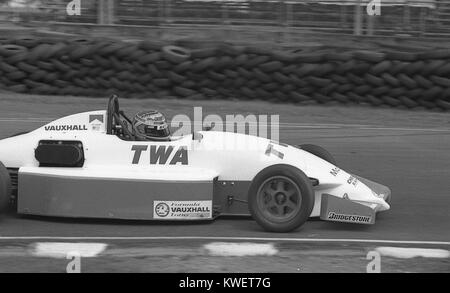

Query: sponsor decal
left=89, top=115, right=104, bottom=123
left=330, top=167, right=340, bottom=177
left=89, top=114, right=104, bottom=131
left=44, top=125, right=88, bottom=131
left=153, top=201, right=212, bottom=219
left=265, top=144, right=284, bottom=159
left=347, top=175, right=358, bottom=187
left=131, top=145, right=188, bottom=165
left=327, top=212, right=372, bottom=224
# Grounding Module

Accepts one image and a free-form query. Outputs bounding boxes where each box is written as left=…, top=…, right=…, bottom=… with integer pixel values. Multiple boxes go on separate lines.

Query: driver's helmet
left=132, top=110, right=170, bottom=141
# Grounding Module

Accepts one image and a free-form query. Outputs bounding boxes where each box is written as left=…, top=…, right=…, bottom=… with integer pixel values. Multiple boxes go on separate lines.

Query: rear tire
left=298, top=144, right=337, bottom=165
left=0, top=162, right=11, bottom=213
left=248, top=165, right=315, bottom=232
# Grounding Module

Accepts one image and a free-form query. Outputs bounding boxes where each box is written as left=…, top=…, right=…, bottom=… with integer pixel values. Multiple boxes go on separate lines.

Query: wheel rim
left=256, top=176, right=302, bottom=222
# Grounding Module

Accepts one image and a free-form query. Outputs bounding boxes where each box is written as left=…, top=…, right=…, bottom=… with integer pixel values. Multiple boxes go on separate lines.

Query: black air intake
left=35, top=140, right=84, bottom=167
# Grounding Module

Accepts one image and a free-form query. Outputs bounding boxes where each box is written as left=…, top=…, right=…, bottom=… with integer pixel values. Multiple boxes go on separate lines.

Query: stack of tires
left=0, top=36, right=449, bottom=111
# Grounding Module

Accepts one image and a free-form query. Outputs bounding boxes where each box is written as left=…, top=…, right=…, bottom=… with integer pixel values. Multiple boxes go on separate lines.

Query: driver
left=132, top=110, right=170, bottom=141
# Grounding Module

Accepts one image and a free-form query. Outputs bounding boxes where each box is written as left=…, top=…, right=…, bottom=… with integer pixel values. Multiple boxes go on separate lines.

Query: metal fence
left=0, top=0, right=449, bottom=36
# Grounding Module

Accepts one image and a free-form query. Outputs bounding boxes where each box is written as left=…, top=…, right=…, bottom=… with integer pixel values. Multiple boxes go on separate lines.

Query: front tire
left=298, top=144, right=337, bottom=165
left=248, top=165, right=315, bottom=232
left=0, top=162, right=11, bottom=213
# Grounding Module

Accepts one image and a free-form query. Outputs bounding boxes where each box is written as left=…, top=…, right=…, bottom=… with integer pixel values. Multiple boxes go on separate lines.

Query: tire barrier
left=0, top=36, right=449, bottom=111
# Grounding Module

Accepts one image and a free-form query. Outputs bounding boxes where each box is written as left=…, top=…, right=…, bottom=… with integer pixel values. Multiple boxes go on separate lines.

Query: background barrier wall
left=0, top=36, right=449, bottom=110
left=3, top=0, right=448, bottom=37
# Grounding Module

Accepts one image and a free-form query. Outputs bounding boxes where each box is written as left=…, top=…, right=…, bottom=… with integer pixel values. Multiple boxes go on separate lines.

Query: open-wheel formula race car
left=0, top=95, right=391, bottom=232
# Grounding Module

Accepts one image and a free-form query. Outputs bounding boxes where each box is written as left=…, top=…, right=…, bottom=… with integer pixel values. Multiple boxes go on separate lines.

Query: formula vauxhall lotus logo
left=155, top=203, right=170, bottom=217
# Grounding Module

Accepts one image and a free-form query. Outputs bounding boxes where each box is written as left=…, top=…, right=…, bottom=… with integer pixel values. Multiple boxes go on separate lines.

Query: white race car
left=0, top=95, right=391, bottom=232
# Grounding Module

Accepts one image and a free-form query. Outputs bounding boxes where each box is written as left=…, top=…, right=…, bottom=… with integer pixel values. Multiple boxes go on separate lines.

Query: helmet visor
left=135, top=123, right=170, bottom=138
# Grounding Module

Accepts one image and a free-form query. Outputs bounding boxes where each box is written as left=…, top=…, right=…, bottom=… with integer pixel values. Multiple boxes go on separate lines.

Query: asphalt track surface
left=0, top=94, right=449, bottom=272
left=0, top=95, right=449, bottom=243
left=0, top=124, right=449, bottom=242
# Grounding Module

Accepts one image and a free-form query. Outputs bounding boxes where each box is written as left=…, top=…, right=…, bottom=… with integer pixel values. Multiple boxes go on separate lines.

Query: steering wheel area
left=107, top=94, right=134, bottom=140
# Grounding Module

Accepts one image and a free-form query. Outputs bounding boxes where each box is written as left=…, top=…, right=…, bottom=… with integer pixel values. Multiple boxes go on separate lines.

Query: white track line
left=0, top=118, right=52, bottom=123
left=358, top=127, right=450, bottom=132
left=204, top=242, right=278, bottom=256
left=1, top=118, right=449, bottom=132
left=375, top=247, right=450, bottom=259
left=0, top=236, right=449, bottom=245
left=31, top=242, right=108, bottom=258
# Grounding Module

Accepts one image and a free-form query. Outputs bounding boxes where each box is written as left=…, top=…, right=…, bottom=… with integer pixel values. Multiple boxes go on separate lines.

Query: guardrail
left=1, top=0, right=449, bottom=37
